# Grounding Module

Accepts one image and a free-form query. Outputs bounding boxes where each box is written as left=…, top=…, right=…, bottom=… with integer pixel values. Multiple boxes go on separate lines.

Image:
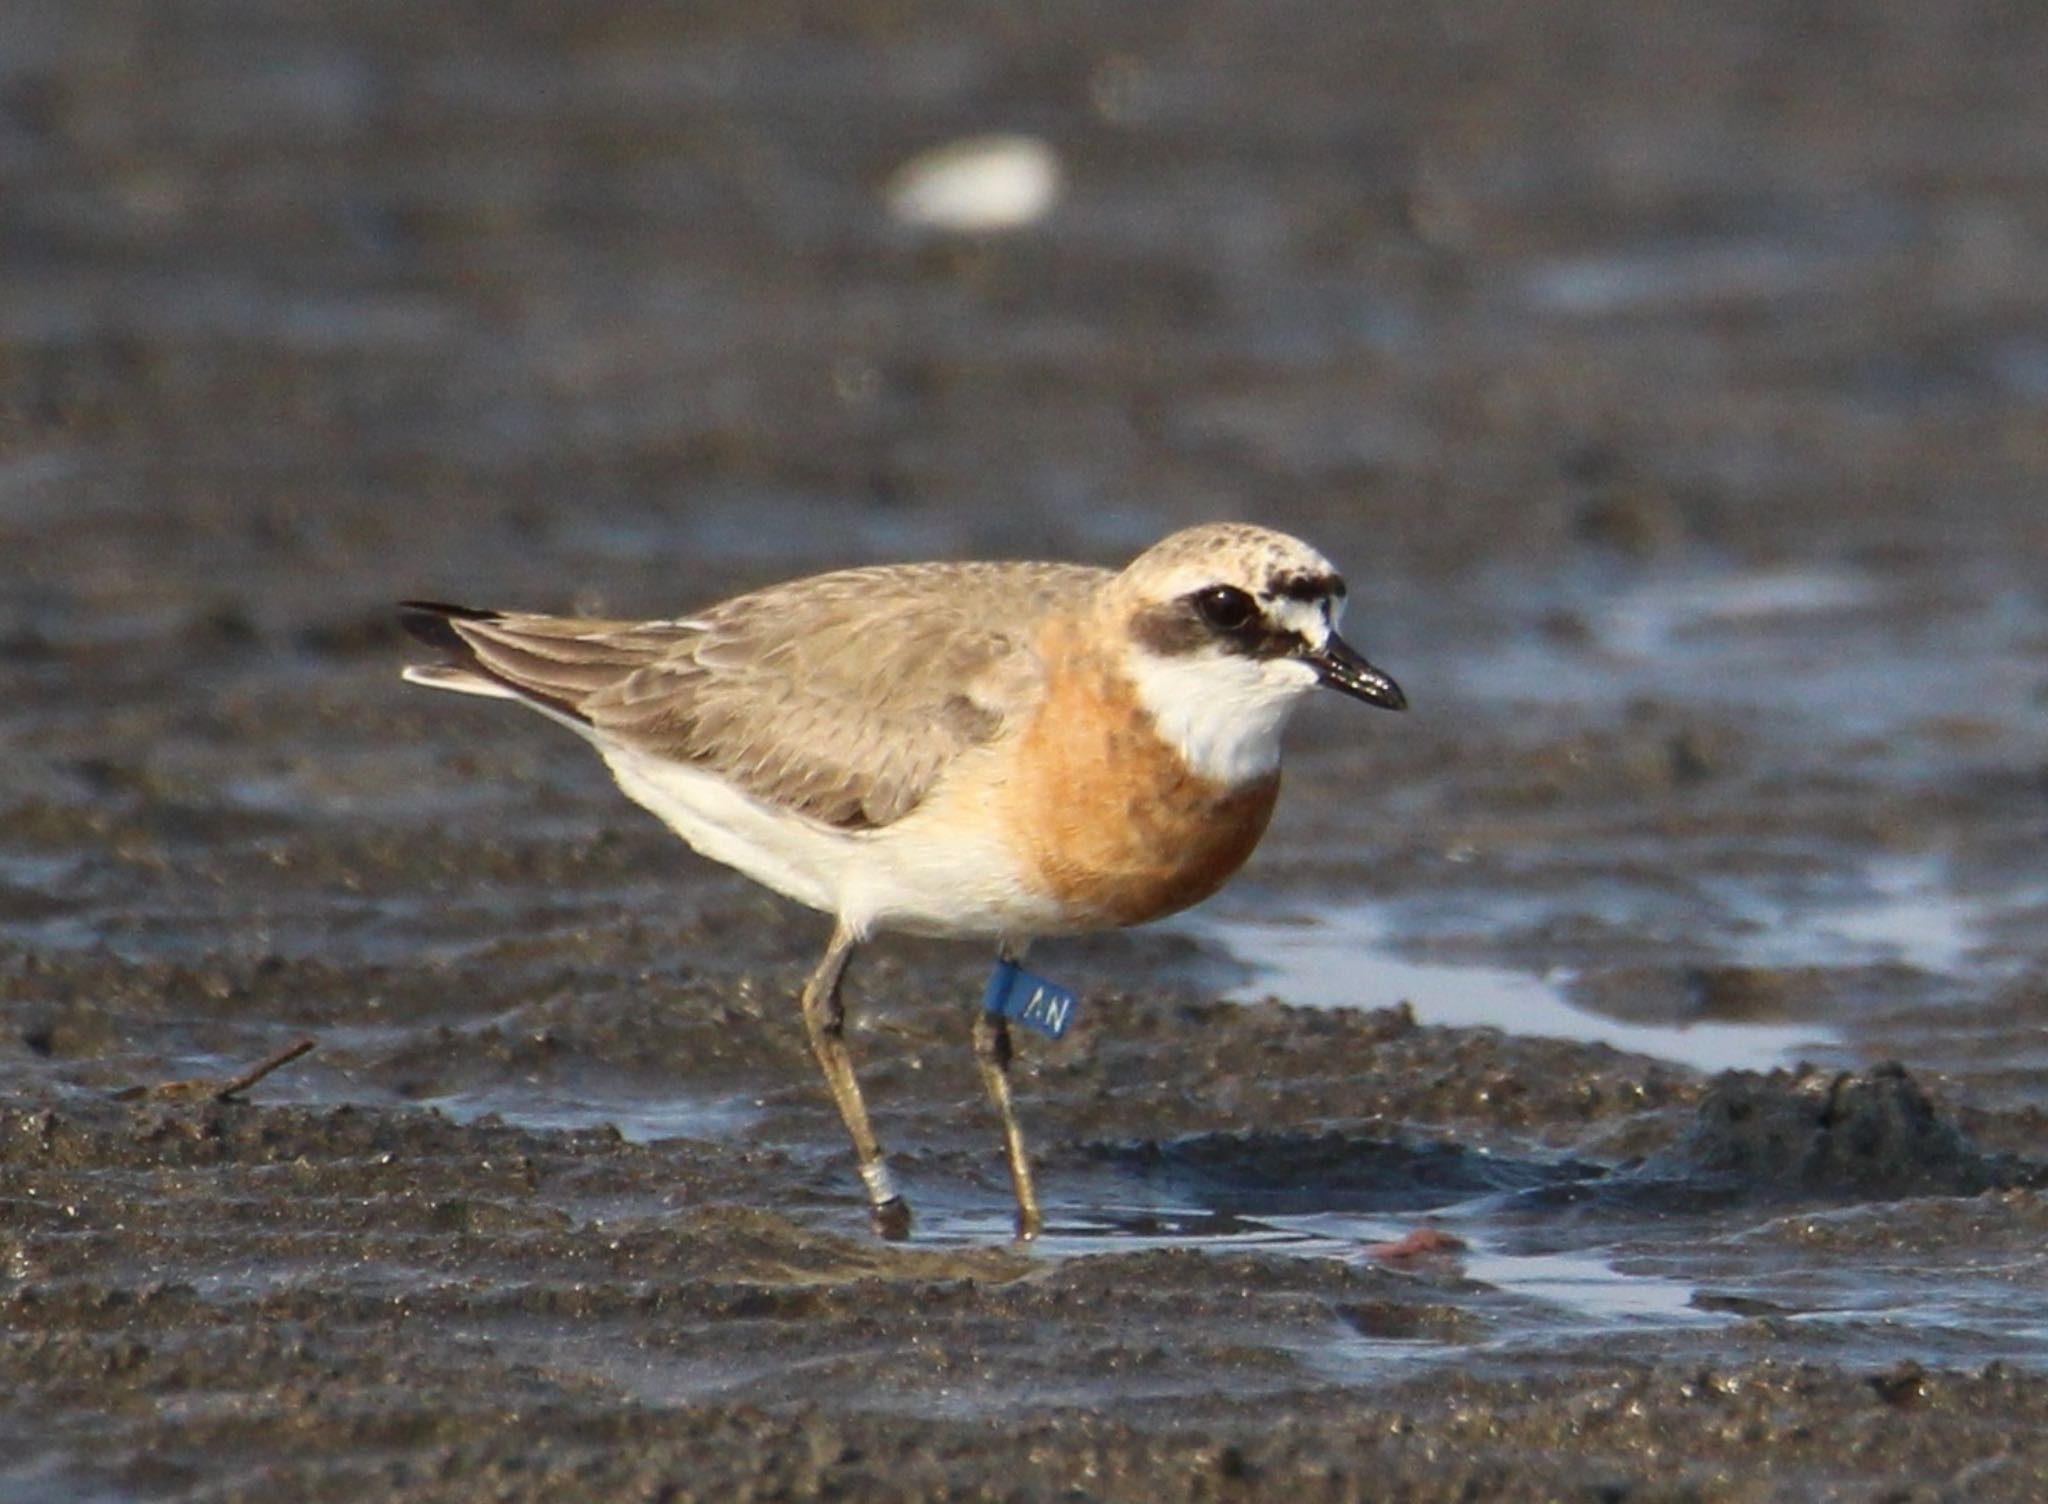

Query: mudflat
left=5, top=2, right=2048, bottom=1498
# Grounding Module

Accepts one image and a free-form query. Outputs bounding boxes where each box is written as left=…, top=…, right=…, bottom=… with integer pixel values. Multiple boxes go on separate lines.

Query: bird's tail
left=396, top=599, right=614, bottom=744
left=398, top=600, right=522, bottom=700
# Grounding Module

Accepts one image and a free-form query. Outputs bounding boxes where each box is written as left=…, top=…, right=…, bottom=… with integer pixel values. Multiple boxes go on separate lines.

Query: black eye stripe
left=1132, top=582, right=1327, bottom=660
left=1181, top=584, right=1315, bottom=659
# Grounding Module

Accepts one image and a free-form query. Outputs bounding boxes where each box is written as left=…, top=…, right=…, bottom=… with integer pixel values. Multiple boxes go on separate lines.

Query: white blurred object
left=885, top=133, right=1061, bottom=234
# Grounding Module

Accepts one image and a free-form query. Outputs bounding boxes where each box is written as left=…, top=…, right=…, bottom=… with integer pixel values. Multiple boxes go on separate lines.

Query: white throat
left=1124, top=647, right=1319, bottom=786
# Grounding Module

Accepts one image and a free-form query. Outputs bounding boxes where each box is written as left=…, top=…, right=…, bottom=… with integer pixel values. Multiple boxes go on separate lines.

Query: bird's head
left=1108, top=523, right=1406, bottom=785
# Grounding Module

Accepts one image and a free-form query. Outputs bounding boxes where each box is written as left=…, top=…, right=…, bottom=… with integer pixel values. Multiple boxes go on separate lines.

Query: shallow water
left=926, top=1199, right=1726, bottom=1341
left=1455, top=559, right=2048, bottom=753
left=1205, top=902, right=1830, bottom=1074
left=1203, top=846, right=2026, bottom=1076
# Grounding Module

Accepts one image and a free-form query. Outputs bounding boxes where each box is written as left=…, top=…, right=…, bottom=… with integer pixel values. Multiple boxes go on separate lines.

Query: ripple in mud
left=1644, top=1063, right=2028, bottom=1201
left=1085, top=1127, right=1598, bottom=1215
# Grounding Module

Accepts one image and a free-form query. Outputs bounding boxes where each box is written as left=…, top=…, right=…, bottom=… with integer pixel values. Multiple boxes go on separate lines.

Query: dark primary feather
left=403, top=563, right=1106, bottom=830
left=399, top=600, right=500, bottom=656
left=400, top=600, right=594, bottom=722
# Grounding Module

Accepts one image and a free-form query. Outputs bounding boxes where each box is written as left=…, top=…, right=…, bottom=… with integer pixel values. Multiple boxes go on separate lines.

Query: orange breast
left=1000, top=620, right=1279, bottom=929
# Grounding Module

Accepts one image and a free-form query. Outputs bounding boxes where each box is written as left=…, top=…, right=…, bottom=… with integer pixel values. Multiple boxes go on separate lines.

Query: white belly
left=599, top=744, right=1066, bottom=940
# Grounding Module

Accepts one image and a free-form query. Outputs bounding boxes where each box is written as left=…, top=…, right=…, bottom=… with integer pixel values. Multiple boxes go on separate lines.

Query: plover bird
left=400, top=523, right=1405, bottom=1239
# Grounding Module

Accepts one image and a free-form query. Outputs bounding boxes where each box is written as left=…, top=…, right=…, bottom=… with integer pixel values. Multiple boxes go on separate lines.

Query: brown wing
left=402, top=561, right=1107, bottom=830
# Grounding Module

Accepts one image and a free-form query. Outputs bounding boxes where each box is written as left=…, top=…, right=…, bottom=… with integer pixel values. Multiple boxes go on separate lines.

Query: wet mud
left=7, top=0, right=2048, bottom=1498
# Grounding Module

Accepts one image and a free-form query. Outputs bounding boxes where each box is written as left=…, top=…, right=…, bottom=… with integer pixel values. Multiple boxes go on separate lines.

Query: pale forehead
left=1121, top=523, right=1340, bottom=596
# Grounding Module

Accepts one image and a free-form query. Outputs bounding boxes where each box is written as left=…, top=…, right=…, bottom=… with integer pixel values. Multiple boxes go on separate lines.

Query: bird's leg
left=799, top=923, right=909, bottom=1240
left=973, top=941, right=1043, bottom=1240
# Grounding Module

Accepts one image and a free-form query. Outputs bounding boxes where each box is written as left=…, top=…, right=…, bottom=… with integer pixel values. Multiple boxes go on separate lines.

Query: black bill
left=1300, top=633, right=1407, bottom=711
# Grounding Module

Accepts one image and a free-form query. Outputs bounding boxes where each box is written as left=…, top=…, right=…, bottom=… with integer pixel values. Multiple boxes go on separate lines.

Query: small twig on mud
left=209, top=1037, right=316, bottom=1100
left=112, top=1037, right=317, bottom=1104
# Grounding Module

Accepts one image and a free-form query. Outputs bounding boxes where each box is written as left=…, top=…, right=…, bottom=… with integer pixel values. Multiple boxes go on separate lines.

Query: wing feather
left=406, top=562, right=1105, bottom=830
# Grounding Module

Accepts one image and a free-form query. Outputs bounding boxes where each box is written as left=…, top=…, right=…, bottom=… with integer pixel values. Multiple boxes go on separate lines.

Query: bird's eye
left=1192, top=585, right=1256, bottom=631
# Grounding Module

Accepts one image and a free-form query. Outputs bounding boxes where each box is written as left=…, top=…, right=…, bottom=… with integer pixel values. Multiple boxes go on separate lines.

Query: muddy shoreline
left=8, top=0, right=2048, bottom=1498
